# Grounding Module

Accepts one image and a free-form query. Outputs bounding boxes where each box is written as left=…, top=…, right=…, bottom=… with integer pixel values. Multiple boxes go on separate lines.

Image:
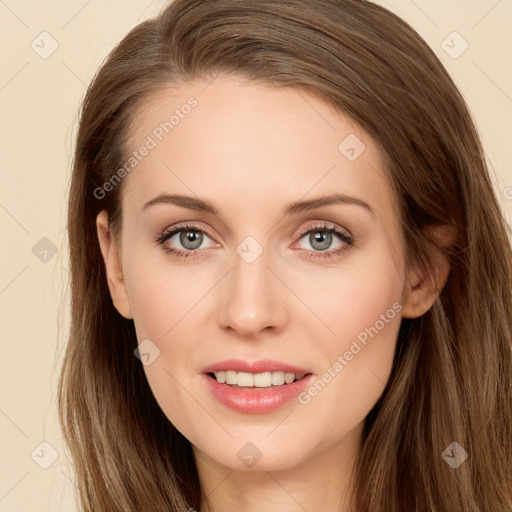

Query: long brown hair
left=59, top=0, right=512, bottom=510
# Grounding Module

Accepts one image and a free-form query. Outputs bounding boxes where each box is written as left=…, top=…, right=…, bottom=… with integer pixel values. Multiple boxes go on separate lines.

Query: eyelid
left=158, top=220, right=352, bottom=240
left=295, top=220, right=352, bottom=239
left=156, top=221, right=219, bottom=245
left=156, top=219, right=355, bottom=257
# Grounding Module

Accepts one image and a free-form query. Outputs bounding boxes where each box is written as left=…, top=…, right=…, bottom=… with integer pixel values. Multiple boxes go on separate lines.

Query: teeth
left=271, top=371, right=285, bottom=385
left=253, top=372, right=271, bottom=387
left=284, top=373, right=295, bottom=384
left=225, top=371, right=237, bottom=384
left=237, top=372, right=254, bottom=387
left=213, top=370, right=307, bottom=387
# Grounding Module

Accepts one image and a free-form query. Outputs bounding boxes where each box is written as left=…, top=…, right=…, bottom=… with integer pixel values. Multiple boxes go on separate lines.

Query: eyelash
left=155, top=221, right=356, bottom=261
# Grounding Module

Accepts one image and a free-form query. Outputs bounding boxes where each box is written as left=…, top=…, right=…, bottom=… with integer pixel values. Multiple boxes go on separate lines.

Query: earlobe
left=401, top=224, right=453, bottom=319
left=96, top=210, right=133, bottom=319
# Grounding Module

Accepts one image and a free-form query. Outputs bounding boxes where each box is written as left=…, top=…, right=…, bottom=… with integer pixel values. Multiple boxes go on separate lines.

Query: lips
left=201, top=358, right=314, bottom=414
left=201, top=358, right=311, bottom=375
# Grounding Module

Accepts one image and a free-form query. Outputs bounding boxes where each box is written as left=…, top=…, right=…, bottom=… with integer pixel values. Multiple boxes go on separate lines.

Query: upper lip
left=202, top=358, right=312, bottom=375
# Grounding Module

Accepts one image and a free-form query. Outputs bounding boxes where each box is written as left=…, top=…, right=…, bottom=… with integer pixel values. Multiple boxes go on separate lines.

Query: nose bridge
left=217, top=236, right=287, bottom=336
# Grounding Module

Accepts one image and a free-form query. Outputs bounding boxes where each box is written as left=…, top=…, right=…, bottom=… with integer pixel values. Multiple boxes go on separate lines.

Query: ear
left=96, top=210, right=133, bottom=319
left=401, top=224, right=454, bottom=319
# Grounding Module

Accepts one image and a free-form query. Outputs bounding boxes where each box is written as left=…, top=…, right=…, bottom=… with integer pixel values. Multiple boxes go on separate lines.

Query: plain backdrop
left=0, top=0, right=511, bottom=510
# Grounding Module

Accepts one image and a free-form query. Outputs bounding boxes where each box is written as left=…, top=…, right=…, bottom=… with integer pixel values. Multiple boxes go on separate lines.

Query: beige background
left=0, top=1, right=511, bottom=510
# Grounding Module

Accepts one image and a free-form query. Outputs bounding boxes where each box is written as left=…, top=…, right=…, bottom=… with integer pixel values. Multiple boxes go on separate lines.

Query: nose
left=216, top=247, right=289, bottom=338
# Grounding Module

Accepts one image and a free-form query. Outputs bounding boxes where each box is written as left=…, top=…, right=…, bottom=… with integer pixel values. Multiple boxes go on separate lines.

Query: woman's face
left=99, top=75, right=413, bottom=472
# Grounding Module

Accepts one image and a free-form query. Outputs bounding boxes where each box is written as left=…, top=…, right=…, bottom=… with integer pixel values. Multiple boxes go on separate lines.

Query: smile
left=209, top=370, right=308, bottom=387
left=202, top=359, right=315, bottom=414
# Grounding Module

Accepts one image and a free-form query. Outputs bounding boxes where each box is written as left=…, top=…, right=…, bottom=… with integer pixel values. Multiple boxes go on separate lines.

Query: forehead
left=121, top=75, right=393, bottom=221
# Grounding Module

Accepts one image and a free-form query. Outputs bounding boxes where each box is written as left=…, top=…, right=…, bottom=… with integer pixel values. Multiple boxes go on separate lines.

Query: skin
left=96, top=75, right=450, bottom=512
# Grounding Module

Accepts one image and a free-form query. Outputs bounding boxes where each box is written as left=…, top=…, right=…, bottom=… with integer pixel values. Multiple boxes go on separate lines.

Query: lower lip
left=203, top=373, right=314, bottom=414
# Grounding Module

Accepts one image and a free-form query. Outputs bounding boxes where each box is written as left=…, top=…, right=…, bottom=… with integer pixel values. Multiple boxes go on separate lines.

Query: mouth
left=207, top=370, right=312, bottom=389
left=202, top=359, right=315, bottom=413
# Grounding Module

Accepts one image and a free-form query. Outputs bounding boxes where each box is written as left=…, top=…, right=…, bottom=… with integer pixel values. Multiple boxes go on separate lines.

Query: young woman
left=58, top=0, right=512, bottom=510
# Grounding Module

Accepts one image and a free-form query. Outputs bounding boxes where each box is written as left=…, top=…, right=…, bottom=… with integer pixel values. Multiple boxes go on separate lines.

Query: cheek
left=332, top=268, right=401, bottom=354
left=295, top=250, right=404, bottom=437
left=124, top=247, right=210, bottom=340
left=302, top=246, right=403, bottom=355
left=123, top=255, right=213, bottom=438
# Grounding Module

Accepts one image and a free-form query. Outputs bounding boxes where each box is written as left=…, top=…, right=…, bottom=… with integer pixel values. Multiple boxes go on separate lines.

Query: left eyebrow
left=283, top=193, right=375, bottom=217
left=142, top=192, right=375, bottom=218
